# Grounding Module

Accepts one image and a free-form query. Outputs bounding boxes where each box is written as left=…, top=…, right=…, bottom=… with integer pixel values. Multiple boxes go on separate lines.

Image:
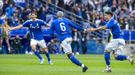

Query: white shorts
left=30, top=39, right=47, bottom=48
left=105, top=39, right=126, bottom=55
left=61, top=38, right=72, bottom=54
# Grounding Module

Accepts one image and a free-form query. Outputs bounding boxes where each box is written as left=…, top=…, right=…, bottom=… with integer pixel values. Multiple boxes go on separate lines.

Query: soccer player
left=9, top=12, right=53, bottom=64
left=87, top=12, right=134, bottom=72
left=50, top=11, right=88, bottom=72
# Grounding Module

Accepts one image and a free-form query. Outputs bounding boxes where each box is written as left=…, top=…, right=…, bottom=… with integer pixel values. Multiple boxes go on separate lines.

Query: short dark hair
left=105, top=12, right=113, bottom=16
left=30, top=11, right=37, bottom=15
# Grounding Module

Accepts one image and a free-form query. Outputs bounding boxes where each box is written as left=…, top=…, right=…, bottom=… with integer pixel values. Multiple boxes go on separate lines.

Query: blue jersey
left=50, top=18, right=84, bottom=42
left=106, top=17, right=123, bottom=39
left=22, top=19, right=47, bottom=40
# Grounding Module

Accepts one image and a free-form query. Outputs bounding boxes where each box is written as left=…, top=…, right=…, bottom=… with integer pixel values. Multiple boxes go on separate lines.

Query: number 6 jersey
left=50, top=18, right=84, bottom=42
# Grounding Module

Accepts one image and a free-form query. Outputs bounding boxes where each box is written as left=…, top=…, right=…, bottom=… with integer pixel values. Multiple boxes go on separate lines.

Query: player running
left=86, top=12, right=134, bottom=72
left=49, top=11, right=88, bottom=72
left=9, top=12, right=53, bottom=64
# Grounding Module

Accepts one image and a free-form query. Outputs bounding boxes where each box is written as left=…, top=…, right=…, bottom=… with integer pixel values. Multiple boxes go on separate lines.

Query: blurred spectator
left=0, top=0, right=3, bottom=9
left=58, top=0, right=65, bottom=9
left=21, top=6, right=31, bottom=21
left=73, top=3, right=82, bottom=18
left=127, top=0, right=135, bottom=12
left=81, top=31, right=88, bottom=54
left=94, top=12, right=101, bottom=27
left=48, top=39, right=60, bottom=54
left=13, top=0, right=27, bottom=8
left=124, top=17, right=130, bottom=30
left=10, top=13, right=20, bottom=26
left=21, top=32, right=32, bottom=54
left=37, top=7, right=47, bottom=21
left=0, top=0, right=3, bottom=15
left=71, top=29, right=80, bottom=55
left=2, top=0, right=10, bottom=14
left=64, top=0, right=75, bottom=11
left=11, top=35, right=21, bottom=54
left=1, top=18, right=11, bottom=53
left=5, top=3, right=16, bottom=18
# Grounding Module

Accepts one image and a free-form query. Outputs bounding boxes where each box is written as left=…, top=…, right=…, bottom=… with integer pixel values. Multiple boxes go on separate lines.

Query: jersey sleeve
left=39, top=20, right=47, bottom=26
left=68, top=20, right=84, bottom=31
left=22, top=20, right=30, bottom=27
left=49, top=22, right=55, bottom=36
left=106, top=19, right=114, bottom=29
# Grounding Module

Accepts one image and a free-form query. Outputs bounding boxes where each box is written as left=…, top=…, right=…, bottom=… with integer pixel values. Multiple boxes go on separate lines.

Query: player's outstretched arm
left=86, top=26, right=107, bottom=32
left=10, top=25, right=23, bottom=30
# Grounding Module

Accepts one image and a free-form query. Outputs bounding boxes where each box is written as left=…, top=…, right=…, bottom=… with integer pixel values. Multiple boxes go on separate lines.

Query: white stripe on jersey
left=35, top=19, right=47, bottom=25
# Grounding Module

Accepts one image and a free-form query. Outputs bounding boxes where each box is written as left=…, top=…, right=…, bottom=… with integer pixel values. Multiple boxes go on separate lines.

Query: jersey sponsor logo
left=30, top=23, right=39, bottom=29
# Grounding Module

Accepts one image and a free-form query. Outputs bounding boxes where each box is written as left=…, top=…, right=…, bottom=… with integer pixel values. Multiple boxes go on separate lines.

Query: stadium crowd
left=0, top=0, right=135, bottom=54
left=54, top=0, right=135, bottom=30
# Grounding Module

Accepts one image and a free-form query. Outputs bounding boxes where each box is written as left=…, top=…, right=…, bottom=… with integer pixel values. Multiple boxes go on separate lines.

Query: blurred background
left=0, top=0, right=135, bottom=55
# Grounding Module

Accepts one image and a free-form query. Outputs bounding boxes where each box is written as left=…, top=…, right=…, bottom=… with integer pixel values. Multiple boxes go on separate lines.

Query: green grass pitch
left=0, top=54, right=134, bottom=75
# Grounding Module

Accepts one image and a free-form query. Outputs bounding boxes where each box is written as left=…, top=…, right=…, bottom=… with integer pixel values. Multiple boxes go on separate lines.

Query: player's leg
left=61, top=38, right=88, bottom=72
left=38, top=40, right=53, bottom=64
left=114, top=54, right=134, bottom=65
left=104, top=50, right=111, bottom=72
left=104, top=40, right=117, bottom=72
left=114, top=39, right=134, bottom=65
left=5, top=36, right=11, bottom=53
left=31, top=39, right=43, bottom=64
left=114, top=45, right=127, bottom=61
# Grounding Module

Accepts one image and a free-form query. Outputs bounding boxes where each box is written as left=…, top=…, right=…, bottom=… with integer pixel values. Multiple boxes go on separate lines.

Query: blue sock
left=67, top=54, right=82, bottom=66
left=45, top=52, right=51, bottom=61
left=104, top=52, right=110, bottom=66
left=115, top=55, right=127, bottom=61
left=34, top=50, right=43, bottom=60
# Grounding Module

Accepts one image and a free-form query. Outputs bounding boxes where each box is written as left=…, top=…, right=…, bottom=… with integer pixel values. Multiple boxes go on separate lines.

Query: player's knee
left=65, top=51, right=72, bottom=55
left=67, top=53, right=73, bottom=59
left=104, top=49, right=110, bottom=53
left=31, top=45, right=36, bottom=51
left=42, top=47, right=48, bottom=52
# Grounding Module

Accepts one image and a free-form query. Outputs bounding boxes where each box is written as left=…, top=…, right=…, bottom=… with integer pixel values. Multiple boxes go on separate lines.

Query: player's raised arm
left=68, top=20, right=84, bottom=31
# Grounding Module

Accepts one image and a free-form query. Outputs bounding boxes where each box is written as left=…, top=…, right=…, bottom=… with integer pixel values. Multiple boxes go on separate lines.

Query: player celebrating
left=87, top=12, right=134, bottom=72
left=50, top=11, right=88, bottom=72
left=9, top=12, right=53, bottom=64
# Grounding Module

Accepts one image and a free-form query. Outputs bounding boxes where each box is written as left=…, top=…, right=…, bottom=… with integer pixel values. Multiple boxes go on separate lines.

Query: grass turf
left=0, top=54, right=134, bottom=75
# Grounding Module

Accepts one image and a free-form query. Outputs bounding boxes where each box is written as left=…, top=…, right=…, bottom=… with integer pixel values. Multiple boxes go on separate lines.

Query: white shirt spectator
left=0, top=0, right=3, bottom=9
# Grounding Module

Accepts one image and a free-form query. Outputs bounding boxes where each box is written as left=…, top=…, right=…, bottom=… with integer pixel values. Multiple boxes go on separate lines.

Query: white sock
left=127, top=56, right=130, bottom=60
left=107, top=65, right=111, bottom=70
left=81, top=64, right=85, bottom=68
